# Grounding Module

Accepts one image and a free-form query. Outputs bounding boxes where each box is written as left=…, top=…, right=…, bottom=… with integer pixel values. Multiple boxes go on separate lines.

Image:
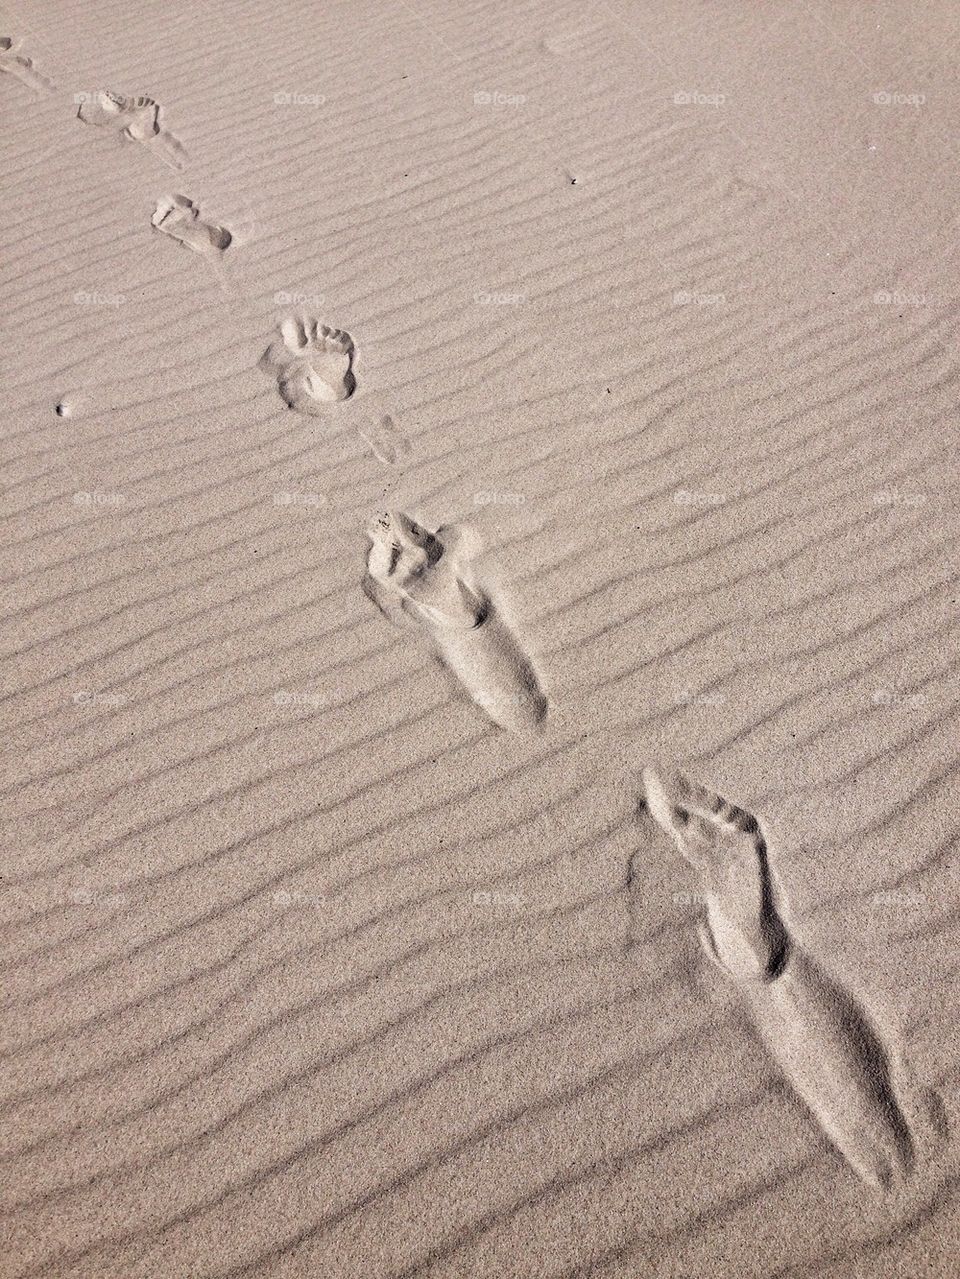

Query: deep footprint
left=643, top=767, right=932, bottom=1191
left=0, top=37, right=54, bottom=92
left=77, top=90, right=186, bottom=168
left=363, top=511, right=547, bottom=733
left=260, top=316, right=356, bottom=414
left=152, top=195, right=232, bottom=254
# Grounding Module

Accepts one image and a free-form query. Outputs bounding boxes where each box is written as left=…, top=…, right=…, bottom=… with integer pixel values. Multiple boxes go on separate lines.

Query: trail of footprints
left=14, top=31, right=946, bottom=1224
left=10, top=39, right=537, bottom=729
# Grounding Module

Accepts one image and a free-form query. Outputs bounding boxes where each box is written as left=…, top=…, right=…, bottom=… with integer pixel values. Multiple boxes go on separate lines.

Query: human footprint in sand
left=642, top=768, right=938, bottom=1191
left=151, top=194, right=232, bottom=254
left=643, top=769, right=789, bottom=979
left=363, top=512, right=547, bottom=733
left=0, top=37, right=54, bottom=92
left=76, top=90, right=187, bottom=168
left=260, top=316, right=357, bottom=414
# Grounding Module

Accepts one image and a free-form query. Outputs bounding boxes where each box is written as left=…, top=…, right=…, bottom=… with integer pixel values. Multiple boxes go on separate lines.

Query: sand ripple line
left=643, top=768, right=938, bottom=1190
left=364, top=512, right=547, bottom=733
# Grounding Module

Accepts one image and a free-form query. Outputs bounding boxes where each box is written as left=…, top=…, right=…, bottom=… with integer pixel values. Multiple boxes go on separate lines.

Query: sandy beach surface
left=2, top=2, right=959, bottom=1276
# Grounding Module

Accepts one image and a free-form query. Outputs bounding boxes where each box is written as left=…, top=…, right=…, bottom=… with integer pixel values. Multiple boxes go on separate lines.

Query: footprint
left=260, top=316, right=357, bottom=414
left=643, top=769, right=789, bottom=979
left=0, top=36, right=54, bottom=91
left=359, top=413, right=411, bottom=465
left=77, top=90, right=186, bottom=168
left=642, top=768, right=930, bottom=1191
left=363, top=511, right=547, bottom=733
left=151, top=194, right=232, bottom=254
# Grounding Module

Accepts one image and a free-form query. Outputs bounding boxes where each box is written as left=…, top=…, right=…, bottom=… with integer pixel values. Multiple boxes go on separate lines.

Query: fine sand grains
left=2, top=3, right=959, bottom=1278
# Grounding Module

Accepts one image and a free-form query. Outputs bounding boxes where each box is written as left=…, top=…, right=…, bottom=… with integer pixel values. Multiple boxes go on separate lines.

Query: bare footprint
left=643, top=768, right=935, bottom=1191
left=643, top=769, right=789, bottom=979
left=77, top=90, right=186, bottom=169
left=0, top=37, right=54, bottom=92
left=260, top=316, right=357, bottom=415
left=151, top=194, right=232, bottom=254
left=359, top=413, right=411, bottom=465
left=363, top=511, right=547, bottom=733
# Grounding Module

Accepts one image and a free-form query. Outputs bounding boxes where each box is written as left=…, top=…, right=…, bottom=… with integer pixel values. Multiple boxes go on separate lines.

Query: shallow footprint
left=0, top=37, right=55, bottom=92
left=363, top=511, right=547, bottom=733
left=359, top=413, right=411, bottom=465
left=152, top=194, right=232, bottom=254
left=642, top=768, right=931, bottom=1191
left=260, top=316, right=357, bottom=414
left=77, top=90, right=186, bottom=168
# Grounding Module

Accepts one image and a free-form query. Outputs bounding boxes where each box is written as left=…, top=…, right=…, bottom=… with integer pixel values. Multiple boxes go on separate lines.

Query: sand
left=2, top=2, right=959, bottom=1276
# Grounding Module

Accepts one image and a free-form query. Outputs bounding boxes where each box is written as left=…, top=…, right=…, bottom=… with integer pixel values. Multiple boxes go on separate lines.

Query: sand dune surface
left=2, top=2, right=959, bottom=1276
